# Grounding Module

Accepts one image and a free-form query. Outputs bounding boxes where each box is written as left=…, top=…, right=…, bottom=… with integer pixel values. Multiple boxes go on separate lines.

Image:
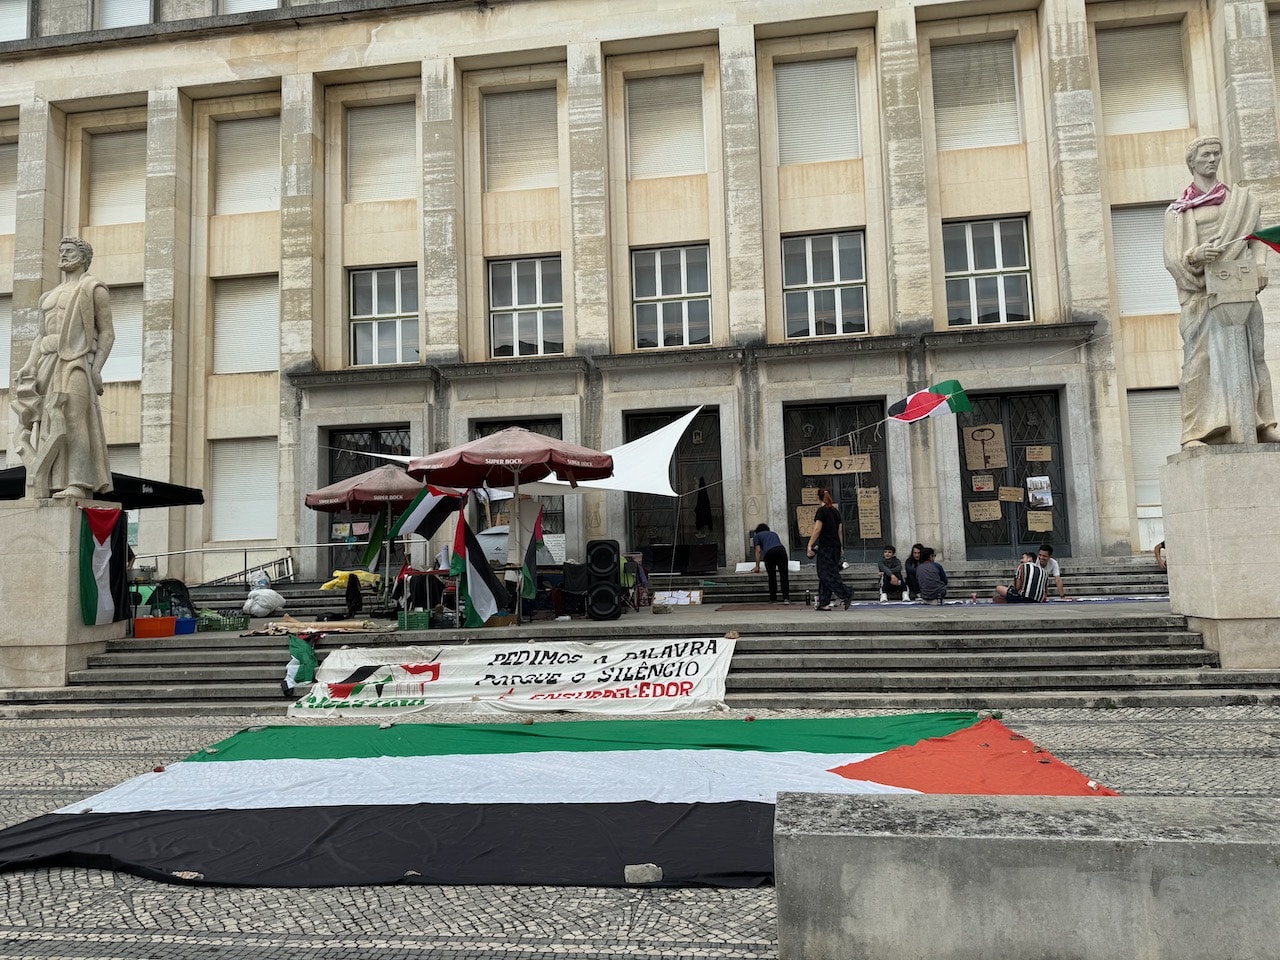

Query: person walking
left=750, top=523, right=791, bottom=604
left=805, top=488, right=853, bottom=611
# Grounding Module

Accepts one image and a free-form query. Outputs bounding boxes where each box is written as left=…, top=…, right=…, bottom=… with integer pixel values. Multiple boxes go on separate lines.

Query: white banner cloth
left=289, top=636, right=736, bottom=717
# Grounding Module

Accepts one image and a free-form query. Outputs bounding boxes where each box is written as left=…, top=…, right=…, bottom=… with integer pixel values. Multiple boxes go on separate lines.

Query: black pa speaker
left=585, top=539, right=622, bottom=621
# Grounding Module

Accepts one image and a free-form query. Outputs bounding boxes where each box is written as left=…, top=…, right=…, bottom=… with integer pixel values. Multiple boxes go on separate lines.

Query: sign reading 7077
left=801, top=453, right=871, bottom=476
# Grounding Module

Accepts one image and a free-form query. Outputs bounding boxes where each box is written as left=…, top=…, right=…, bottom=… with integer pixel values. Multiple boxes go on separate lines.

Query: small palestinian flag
left=359, top=504, right=388, bottom=572
left=79, top=507, right=129, bottom=626
left=0, top=713, right=1115, bottom=888
left=450, top=513, right=510, bottom=626
left=1247, top=226, right=1280, bottom=254
left=521, top=507, right=545, bottom=600
left=389, top=486, right=462, bottom=541
left=888, top=379, right=972, bottom=423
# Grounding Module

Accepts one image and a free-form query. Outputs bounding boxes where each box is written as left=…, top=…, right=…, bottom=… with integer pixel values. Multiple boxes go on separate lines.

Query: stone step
left=724, top=669, right=1280, bottom=691
left=69, top=648, right=1217, bottom=685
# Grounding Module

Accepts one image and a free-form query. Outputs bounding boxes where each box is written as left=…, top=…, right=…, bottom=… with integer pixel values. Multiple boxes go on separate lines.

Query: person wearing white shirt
left=1037, top=543, right=1066, bottom=598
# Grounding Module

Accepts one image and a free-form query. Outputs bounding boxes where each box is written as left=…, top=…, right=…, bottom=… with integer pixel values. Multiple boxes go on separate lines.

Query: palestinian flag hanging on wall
left=0, top=713, right=1114, bottom=888
left=888, top=379, right=972, bottom=423
left=79, top=507, right=129, bottom=626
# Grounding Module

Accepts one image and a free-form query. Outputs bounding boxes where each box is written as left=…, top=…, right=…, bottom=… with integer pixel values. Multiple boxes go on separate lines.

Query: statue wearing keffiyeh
left=1163, top=136, right=1279, bottom=447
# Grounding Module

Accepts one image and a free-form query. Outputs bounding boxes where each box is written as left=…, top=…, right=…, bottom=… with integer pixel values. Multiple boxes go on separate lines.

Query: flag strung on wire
left=79, top=507, right=130, bottom=626
left=521, top=507, right=545, bottom=601
left=1246, top=226, right=1280, bottom=254
left=390, top=486, right=463, bottom=541
left=450, top=513, right=510, bottom=627
left=888, top=380, right=972, bottom=423
left=359, top=505, right=388, bottom=572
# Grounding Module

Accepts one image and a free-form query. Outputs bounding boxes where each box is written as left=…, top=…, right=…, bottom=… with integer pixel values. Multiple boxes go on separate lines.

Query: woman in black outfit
left=904, top=542, right=925, bottom=601
left=805, top=488, right=853, bottom=610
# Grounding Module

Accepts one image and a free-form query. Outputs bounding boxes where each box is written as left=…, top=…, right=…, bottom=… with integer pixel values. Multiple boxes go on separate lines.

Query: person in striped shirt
left=993, top=551, right=1049, bottom=604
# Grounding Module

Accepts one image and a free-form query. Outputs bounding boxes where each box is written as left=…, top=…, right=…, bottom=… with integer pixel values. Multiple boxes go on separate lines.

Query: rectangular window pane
left=931, top=41, right=1021, bottom=150
left=209, top=437, right=278, bottom=541
left=517, top=311, right=539, bottom=356
left=213, top=275, right=280, bottom=374
left=543, top=309, right=563, bottom=354
left=685, top=245, right=709, bottom=294
left=490, top=262, right=513, bottom=308
left=88, top=130, right=146, bottom=226
left=811, top=236, right=835, bottom=284
left=100, top=285, right=142, bottom=382
left=687, top=299, right=711, bottom=345
left=1097, top=24, right=1190, bottom=136
left=0, top=141, right=15, bottom=234
left=347, top=102, right=417, bottom=202
left=491, top=313, right=514, bottom=357
left=635, top=302, right=658, bottom=348
left=775, top=57, right=861, bottom=165
left=627, top=74, right=705, bottom=179
left=659, top=249, right=683, bottom=296
left=1003, top=274, right=1031, bottom=322
left=785, top=291, right=810, bottom=338
left=633, top=251, right=657, bottom=298
left=839, top=286, right=867, bottom=334
left=352, top=272, right=373, bottom=316
left=999, top=219, right=1027, bottom=268
left=0, top=0, right=29, bottom=41
left=376, top=320, right=397, bottom=364
left=661, top=301, right=684, bottom=346
left=975, top=275, right=1001, bottom=323
left=401, top=317, right=419, bottom=363
left=375, top=270, right=397, bottom=314
left=782, top=238, right=808, bottom=287
left=353, top=321, right=374, bottom=365
left=214, top=115, right=280, bottom=215
left=98, top=0, right=151, bottom=27
left=484, top=88, right=559, bottom=191
left=1113, top=206, right=1181, bottom=315
left=515, top=260, right=538, bottom=305
left=837, top=233, right=864, bottom=282
left=813, top=288, right=837, bottom=336
left=971, top=222, right=997, bottom=271
left=942, top=223, right=970, bottom=273
left=946, top=278, right=973, bottom=325
left=542, top=259, right=562, bottom=304
left=399, top=267, right=418, bottom=314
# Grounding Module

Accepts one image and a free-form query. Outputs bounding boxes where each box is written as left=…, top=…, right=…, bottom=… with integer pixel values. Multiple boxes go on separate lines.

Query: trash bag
left=243, top=587, right=286, bottom=617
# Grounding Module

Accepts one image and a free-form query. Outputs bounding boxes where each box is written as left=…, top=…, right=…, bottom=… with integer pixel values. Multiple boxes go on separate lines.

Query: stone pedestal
left=0, top=498, right=127, bottom=688
left=1160, top=443, right=1280, bottom=667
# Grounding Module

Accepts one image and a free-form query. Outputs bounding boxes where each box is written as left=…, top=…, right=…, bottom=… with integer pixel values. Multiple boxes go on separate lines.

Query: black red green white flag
left=450, top=513, right=510, bottom=625
left=79, top=507, right=129, bottom=626
left=888, top=380, right=972, bottom=423
left=0, top=713, right=1114, bottom=888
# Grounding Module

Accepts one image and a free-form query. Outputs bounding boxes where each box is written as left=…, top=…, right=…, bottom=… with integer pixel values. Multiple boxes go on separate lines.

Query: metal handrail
left=134, top=539, right=402, bottom=587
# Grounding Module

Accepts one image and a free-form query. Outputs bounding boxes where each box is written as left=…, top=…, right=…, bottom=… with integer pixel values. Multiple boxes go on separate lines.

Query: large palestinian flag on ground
left=0, top=713, right=1114, bottom=888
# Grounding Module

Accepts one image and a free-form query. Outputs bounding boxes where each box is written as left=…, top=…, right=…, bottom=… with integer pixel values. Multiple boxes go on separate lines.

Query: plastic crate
left=174, top=616, right=197, bottom=634
left=134, top=616, right=177, bottom=638
left=397, top=611, right=432, bottom=631
left=197, top=610, right=250, bottom=632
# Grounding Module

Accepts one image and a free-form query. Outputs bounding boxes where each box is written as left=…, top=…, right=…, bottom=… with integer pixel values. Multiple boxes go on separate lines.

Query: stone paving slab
left=3, top=704, right=1280, bottom=959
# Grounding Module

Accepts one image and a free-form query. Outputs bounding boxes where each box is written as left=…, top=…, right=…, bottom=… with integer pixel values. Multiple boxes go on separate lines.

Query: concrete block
left=775, top=792, right=1280, bottom=960
left=0, top=499, right=125, bottom=688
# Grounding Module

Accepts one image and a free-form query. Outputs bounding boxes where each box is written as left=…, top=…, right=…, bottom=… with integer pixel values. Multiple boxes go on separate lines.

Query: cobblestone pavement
left=3, top=705, right=1279, bottom=959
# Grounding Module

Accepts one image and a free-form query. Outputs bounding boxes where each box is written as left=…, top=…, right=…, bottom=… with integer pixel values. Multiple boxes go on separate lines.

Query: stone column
left=421, top=56, right=465, bottom=368
left=1213, top=0, right=1280, bottom=209
left=877, top=9, right=937, bottom=546
left=140, top=86, right=193, bottom=580
left=278, top=73, right=324, bottom=551
left=1040, top=0, right=1113, bottom=556
left=718, top=24, right=768, bottom=540
left=566, top=41, right=610, bottom=359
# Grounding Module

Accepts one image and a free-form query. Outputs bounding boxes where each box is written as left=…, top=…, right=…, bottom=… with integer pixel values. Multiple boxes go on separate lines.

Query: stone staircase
left=3, top=598, right=1279, bottom=717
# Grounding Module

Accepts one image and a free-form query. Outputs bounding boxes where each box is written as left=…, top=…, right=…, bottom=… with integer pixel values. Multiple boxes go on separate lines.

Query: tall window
left=97, top=0, right=150, bottom=28
left=214, top=116, right=280, bottom=215
left=632, top=245, right=711, bottom=349
left=1097, top=24, right=1189, bottom=136
left=0, top=295, right=10, bottom=390
left=931, top=40, right=1021, bottom=150
left=484, top=89, right=558, bottom=191
left=100, top=285, right=142, bottom=382
left=350, top=266, right=419, bottom=366
left=626, top=75, right=705, bottom=179
left=1112, top=206, right=1180, bottom=316
left=212, top=275, right=280, bottom=374
left=209, top=437, right=278, bottom=541
left=88, top=130, right=147, bottom=226
left=0, top=0, right=28, bottom=42
left=1127, top=388, right=1182, bottom=549
left=775, top=58, right=861, bottom=165
left=782, top=232, right=867, bottom=338
left=943, top=219, right=1032, bottom=326
left=489, top=257, right=563, bottom=358
left=107, top=444, right=141, bottom=546
left=346, top=102, right=417, bottom=202
left=1272, top=13, right=1280, bottom=103
left=0, top=141, right=16, bottom=234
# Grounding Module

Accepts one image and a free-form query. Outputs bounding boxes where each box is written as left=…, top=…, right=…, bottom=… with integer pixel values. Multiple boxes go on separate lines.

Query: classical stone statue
left=1163, top=136, right=1280, bottom=447
left=10, top=237, right=115, bottom=499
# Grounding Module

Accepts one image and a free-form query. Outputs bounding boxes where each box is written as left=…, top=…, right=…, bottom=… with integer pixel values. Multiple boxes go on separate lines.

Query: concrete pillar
left=718, top=24, right=768, bottom=539
left=1040, top=0, right=1117, bottom=556
left=1213, top=0, right=1280, bottom=206
left=421, top=56, right=465, bottom=367
left=11, top=99, right=64, bottom=379
left=140, top=86, right=193, bottom=580
left=876, top=9, right=938, bottom=547
left=566, top=41, right=610, bottom=359
left=278, top=73, right=325, bottom=551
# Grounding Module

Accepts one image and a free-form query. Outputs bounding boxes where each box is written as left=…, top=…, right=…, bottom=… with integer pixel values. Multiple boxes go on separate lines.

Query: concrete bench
left=774, top=792, right=1280, bottom=960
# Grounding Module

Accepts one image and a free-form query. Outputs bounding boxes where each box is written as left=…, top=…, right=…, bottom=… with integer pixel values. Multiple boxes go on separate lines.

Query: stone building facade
left=1, top=0, right=1277, bottom=580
